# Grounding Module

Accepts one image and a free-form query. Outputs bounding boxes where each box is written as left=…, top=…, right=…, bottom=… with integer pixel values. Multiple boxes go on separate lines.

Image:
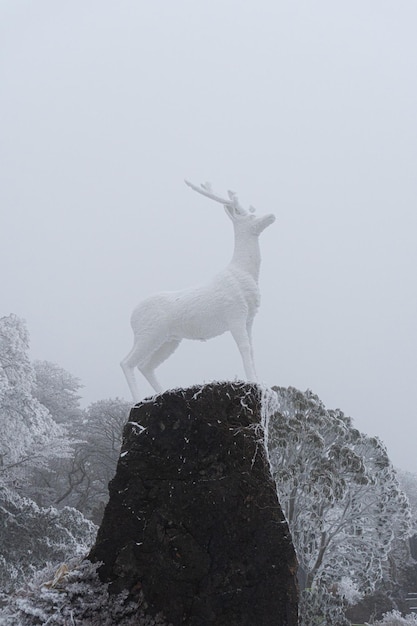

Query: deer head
left=184, top=180, right=276, bottom=235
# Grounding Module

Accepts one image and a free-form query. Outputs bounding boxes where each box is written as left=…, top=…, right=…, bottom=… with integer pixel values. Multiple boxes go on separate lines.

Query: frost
left=264, top=385, right=411, bottom=625
left=367, top=611, right=417, bottom=625
left=0, top=487, right=97, bottom=594
left=0, top=559, right=172, bottom=625
left=0, top=315, right=73, bottom=490
left=127, top=421, right=146, bottom=433
left=337, top=576, right=362, bottom=605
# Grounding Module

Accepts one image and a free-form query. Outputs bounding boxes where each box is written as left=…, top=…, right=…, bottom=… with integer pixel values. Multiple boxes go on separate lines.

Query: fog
left=1, top=1, right=416, bottom=471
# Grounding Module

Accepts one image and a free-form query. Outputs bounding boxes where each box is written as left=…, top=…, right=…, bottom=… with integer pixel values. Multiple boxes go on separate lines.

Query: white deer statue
left=121, top=180, right=275, bottom=402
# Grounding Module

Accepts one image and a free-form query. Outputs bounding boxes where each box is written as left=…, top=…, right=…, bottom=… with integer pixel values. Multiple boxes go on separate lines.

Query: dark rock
left=89, top=382, right=298, bottom=626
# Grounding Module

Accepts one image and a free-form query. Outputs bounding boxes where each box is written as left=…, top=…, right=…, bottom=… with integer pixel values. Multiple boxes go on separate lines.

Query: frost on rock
left=259, top=383, right=280, bottom=471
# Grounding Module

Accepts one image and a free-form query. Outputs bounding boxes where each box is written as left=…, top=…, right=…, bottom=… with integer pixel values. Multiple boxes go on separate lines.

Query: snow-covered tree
left=367, top=611, right=417, bottom=625
left=42, top=398, right=131, bottom=522
left=70, top=398, right=131, bottom=522
left=397, top=470, right=417, bottom=532
left=83, top=398, right=130, bottom=481
left=28, top=360, right=85, bottom=507
left=268, top=386, right=411, bottom=623
left=32, top=360, right=83, bottom=424
left=0, top=558, right=171, bottom=625
left=0, top=315, right=72, bottom=489
left=0, top=317, right=96, bottom=596
left=0, top=486, right=96, bottom=595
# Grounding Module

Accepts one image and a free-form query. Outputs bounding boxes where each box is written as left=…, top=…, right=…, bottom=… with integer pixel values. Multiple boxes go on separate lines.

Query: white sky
left=1, top=1, right=416, bottom=471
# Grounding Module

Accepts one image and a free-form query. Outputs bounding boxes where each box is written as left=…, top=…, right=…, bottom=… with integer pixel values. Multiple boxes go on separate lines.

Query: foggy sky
left=1, top=1, right=416, bottom=471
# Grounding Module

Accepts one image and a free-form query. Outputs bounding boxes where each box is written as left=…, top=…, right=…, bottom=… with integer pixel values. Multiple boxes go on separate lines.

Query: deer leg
left=120, top=345, right=143, bottom=403
left=246, top=317, right=256, bottom=377
left=230, top=323, right=257, bottom=382
left=140, top=369, right=163, bottom=394
left=121, top=335, right=171, bottom=402
left=139, top=339, right=181, bottom=395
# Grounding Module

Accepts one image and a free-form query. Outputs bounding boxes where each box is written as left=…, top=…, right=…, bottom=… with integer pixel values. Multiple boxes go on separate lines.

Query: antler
left=185, top=180, right=249, bottom=215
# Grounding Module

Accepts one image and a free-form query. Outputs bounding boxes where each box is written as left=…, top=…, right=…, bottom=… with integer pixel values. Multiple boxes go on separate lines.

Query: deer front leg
left=230, top=323, right=257, bottom=382
left=246, top=316, right=256, bottom=372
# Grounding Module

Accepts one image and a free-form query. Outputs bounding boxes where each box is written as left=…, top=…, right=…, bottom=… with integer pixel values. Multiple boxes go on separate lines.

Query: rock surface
left=89, top=382, right=298, bottom=626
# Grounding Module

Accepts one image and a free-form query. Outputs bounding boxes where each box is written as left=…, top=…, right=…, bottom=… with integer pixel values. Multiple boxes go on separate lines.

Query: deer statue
left=121, top=180, right=275, bottom=402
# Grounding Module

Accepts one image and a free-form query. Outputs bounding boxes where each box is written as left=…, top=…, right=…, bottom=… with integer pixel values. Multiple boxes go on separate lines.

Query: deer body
left=121, top=182, right=275, bottom=402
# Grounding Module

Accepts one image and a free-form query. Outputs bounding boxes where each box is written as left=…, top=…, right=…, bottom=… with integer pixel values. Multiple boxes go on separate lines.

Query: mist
left=1, top=1, right=416, bottom=471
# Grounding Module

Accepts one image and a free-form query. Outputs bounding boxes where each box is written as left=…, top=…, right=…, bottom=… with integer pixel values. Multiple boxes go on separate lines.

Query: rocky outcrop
left=89, top=382, right=298, bottom=626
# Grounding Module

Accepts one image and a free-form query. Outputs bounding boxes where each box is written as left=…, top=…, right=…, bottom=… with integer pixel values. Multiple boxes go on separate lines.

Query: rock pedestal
left=89, top=382, right=298, bottom=626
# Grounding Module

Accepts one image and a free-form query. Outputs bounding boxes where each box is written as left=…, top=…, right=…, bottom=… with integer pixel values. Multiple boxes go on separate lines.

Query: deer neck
left=229, top=232, right=261, bottom=283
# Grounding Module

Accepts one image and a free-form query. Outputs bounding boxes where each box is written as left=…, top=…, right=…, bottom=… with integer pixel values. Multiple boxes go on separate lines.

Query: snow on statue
left=121, top=180, right=275, bottom=402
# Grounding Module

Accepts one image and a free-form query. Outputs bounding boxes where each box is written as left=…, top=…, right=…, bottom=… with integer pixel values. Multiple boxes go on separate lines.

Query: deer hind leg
left=121, top=335, right=172, bottom=401
left=120, top=344, right=143, bottom=403
left=230, top=323, right=257, bottom=382
left=140, top=339, right=181, bottom=392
